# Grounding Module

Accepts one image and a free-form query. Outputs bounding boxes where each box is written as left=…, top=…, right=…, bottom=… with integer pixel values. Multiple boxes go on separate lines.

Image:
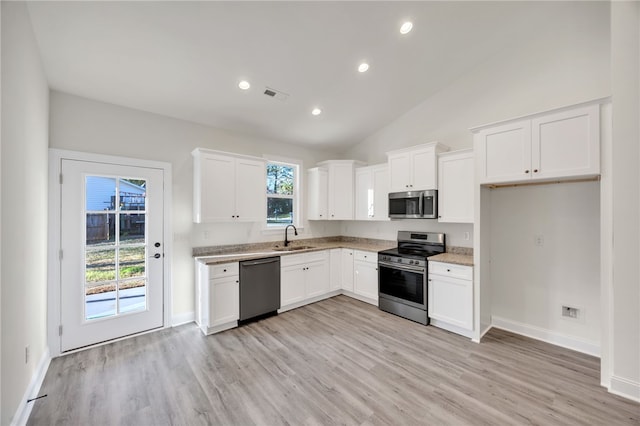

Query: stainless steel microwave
left=388, top=190, right=438, bottom=219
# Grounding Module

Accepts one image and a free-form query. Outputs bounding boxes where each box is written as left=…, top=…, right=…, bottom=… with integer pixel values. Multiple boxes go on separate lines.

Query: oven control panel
left=378, top=254, right=426, bottom=268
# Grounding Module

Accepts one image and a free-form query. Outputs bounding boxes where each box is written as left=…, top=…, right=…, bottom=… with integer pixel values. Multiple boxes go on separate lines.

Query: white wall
left=489, top=182, right=601, bottom=352
left=340, top=2, right=610, bottom=248
left=609, top=1, right=640, bottom=401
left=49, top=92, right=341, bottom=320
left=1, top=3, right=50, bottom=424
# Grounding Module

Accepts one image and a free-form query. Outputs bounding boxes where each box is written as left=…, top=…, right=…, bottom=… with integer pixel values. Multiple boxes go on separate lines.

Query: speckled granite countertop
left=428, top=250, right=474, bottom=267
left=193, top=236, right=396, bottom=265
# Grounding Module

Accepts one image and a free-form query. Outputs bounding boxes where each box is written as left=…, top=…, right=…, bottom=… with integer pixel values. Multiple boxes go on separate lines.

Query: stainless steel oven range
left=378, top=231, right=445, bottom=325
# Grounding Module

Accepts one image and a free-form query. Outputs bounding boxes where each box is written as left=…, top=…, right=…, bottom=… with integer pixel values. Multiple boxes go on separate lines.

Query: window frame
left=264, top=157, right=302, bottom=230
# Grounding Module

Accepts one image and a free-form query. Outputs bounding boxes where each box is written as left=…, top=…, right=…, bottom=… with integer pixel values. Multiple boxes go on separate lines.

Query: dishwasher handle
left=241, top=257, right=280, bottom=267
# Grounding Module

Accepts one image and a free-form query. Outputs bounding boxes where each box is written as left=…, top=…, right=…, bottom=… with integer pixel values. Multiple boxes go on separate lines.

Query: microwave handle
left=419, top=192, right=424, bottom=216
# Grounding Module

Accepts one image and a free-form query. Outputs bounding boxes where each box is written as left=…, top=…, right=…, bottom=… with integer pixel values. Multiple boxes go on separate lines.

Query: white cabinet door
left=354, top=261, right=378, bottom=302
left=475, top=103, right=601, bottom=185
left=388, top=153, right=412, bottom=192
left=387, top=143, right=448, bottom=192
left=412, top=148, right=437, bottom=190
left=210, top=275, right=240, bottom=327
left=438, top=150, right=474, bottom=223
left=355, top=168, right=373, bottom=220
left=196, top=153, right=236, bottom=222
left=235, top=158, right=266, bottom=222
left=281, top=264, right=306, bottom=307
left=305, top=261, right=329, bottom=299
left=428, top=273, right=473, bottom=330
left=372, top=166, right=389, bottom=220
left=355, top=165, right=389, bottom=221
left=341, top=249, right=354, bottom=292
left=329, top=249, right=342, bottom=291
left=328, top=162, right=355, bottom=220
left=476, top=120, right=531, bottom=184
left=532, top=104, right=599, bottom=180
left=193, top=149, right=266, bottom=223
left=308, top=167, right=328, bottom=220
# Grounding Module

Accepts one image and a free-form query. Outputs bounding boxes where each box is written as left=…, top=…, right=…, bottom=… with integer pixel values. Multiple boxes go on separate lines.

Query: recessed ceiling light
left=400, top=21, right=413, bottom=35
left=311, top=108, right=322, bottom=116
left=238, top=80, right=250, bottom=90
left=358, top=63, right=370, bottom=73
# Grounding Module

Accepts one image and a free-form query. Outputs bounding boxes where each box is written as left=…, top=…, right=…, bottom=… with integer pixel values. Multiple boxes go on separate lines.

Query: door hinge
left=59, top=173, right=63, bottom=184
left=59, top=249, right=63, bottom=260
left=58, top=325, right=63, bottom=336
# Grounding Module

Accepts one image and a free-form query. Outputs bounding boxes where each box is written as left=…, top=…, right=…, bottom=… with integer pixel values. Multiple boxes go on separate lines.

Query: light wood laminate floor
left=29, top=296, right=639, bottom=425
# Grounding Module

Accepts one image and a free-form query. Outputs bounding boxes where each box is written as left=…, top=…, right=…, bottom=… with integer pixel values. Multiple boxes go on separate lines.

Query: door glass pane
left=85, top=248, right=116, bottom=283
left=84, top=175, right=150, bottom=321
left=86, top=176, right=116, bottom=211
left=119, top=279, right=146, bottom=314
left=120, top=213, right=145, bottom=243
left=85, top=282, right=116, bottom=320
left=119, top=178, right=146, bottom=211
left=119, top=246, right=145, bottom=279
left=86, top=213, right=115, bottom=246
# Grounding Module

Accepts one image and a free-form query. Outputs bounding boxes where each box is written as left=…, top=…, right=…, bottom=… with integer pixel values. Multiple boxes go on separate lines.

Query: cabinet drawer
left=209, top=262, right=239, bottom=279
left=304, top=250, right=329, bottom=264
left=354, top=250, right=376, bottom=263
left=280, top=253, right=305, bottom=267
left=429, top=262, right=472, bottom=280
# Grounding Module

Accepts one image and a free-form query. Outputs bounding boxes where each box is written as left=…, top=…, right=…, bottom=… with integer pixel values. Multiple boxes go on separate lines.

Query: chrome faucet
left=284, top=224, right=298, bottom=247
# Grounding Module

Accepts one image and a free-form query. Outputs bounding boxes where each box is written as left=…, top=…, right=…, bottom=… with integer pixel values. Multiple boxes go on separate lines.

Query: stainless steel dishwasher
left=239, top=256, right=281, bottom=321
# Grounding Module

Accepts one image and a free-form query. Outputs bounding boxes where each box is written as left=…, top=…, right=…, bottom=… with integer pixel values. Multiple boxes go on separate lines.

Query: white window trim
left=263, top=155, right=303, bottom=232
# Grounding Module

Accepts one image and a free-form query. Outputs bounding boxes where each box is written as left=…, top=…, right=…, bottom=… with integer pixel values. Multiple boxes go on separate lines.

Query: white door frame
left=48, top=149, right=172, bottom=357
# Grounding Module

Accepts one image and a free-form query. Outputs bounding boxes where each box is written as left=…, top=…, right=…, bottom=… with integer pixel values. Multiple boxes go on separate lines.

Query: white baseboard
left=491, top=316, right=600, bottom=357
left=171, top=311, right=195, bottom=327
left=430, top=318, right=474, bottom=339
left=11, top=347, right=51, bottom=426
left=610, top=375, right=640, bottom=403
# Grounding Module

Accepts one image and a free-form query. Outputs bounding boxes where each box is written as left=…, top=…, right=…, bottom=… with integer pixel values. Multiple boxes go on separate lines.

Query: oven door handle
left=378, top=261, right=425, bottom=273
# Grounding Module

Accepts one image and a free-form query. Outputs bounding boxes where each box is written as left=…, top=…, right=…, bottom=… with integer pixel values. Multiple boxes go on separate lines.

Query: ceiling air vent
left=263, top=87, right=289, bottom=102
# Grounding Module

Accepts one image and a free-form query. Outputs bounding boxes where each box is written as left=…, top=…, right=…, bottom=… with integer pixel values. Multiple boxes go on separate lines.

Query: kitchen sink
left=271, top=245, right=315, bottom=252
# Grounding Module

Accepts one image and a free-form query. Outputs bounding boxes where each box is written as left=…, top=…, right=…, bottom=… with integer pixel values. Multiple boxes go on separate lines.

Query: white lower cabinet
left=195, top=261, right=239, bottom=335
left=341, top=249, right=354, bottom=292
left=280, top=251, right=330, bottom=311
left=428, top=261, right=473, bottom=335
left=353, top=250, right=378, bottom=303
left=196, top=248, right=382, bottom=335
left=329, top=248, right=342, bottom=291
left=281, top=264, right=306, bottom=307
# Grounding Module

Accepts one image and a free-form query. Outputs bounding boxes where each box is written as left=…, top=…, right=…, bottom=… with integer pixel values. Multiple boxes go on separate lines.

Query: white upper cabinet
left=307, top=167, right=328, bottom=220
left=387, top=142, right=449, bottom=192
left=192, top=148, right=266, bottom=223
left=355, top=164, right=389, bottom=221
left=309, top=160, right=364, bottom=220
left=474, top=103, right=600, bottom=185
left=531, top=106, right=600, bottom=180
left=437, top=149, right=474, bottom=223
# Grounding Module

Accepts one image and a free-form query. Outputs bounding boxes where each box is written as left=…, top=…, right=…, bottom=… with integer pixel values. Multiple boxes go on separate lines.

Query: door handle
left=150, top=253, right=161, bottom=259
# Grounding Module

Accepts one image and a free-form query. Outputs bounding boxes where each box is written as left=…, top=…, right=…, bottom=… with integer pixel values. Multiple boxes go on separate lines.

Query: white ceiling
left=26, top=1, right=578, bottom=151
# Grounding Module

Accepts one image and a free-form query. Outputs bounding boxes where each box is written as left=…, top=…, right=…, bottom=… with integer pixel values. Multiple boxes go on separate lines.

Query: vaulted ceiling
left=26, top=1, right=599, bottom=150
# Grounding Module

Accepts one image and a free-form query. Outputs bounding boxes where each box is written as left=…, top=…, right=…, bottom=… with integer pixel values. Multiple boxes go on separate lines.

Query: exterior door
left=60, top=159, right=164, bottom=352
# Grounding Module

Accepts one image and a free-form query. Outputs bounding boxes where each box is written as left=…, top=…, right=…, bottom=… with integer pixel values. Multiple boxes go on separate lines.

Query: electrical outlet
left=25, top=345, right=30, bottom=364
left=535, top=234, right=544, bottom=247
left=203, top=230, right=211, bottom=240
left=562, top=305, right=579, bottom=319
left=464, top=232, right=470, bottom=241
